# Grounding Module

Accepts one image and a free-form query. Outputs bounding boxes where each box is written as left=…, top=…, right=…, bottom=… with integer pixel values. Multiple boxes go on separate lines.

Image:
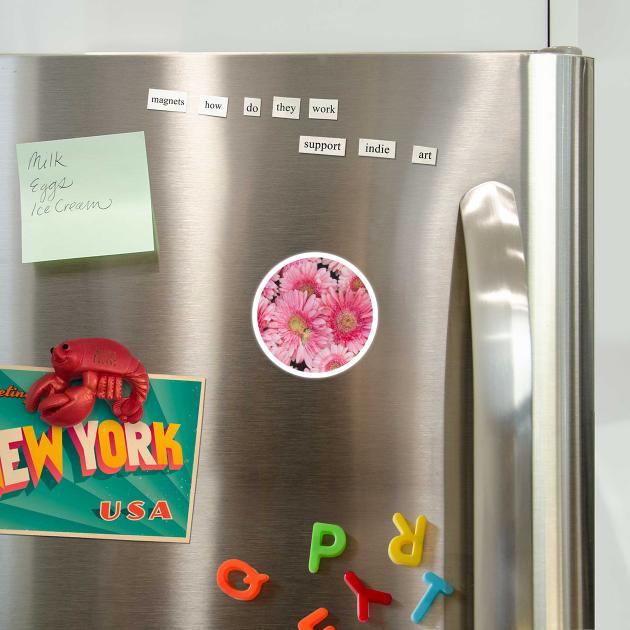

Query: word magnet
left=244, top=97, right=261, bottom=117
left=272, top=96, right=300, bottom=119
left=299, top=136, right=346, bottom=157
left=216, top=559, right=269, bottom=601
left=411, top=572, right=454, bottom=624
left=309, top=522, right=346, bottom=573
left=388, top=512, right=427, bottom=567
left=344, top=571, right=392, bottom=622
left=308, top=98, right=338, bottom=120
left=147, top=88, right=187, bottom=112
left=358, top=138, right=396, bottom=159
left=411, top=145, right=438, bottom=165
left=198, top=95, right=228, bottom=118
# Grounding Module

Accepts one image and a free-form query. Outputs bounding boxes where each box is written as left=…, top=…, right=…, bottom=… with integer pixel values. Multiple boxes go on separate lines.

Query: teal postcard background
left=0, top=367, right=204, bottom=542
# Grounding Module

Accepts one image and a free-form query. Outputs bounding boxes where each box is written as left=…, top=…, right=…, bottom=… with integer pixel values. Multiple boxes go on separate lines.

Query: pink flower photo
left=254, top=254, right=377, bottom=377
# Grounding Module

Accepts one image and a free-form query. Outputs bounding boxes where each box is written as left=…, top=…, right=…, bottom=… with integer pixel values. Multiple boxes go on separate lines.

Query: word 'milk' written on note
left=16, top=132, right=155, bottom=263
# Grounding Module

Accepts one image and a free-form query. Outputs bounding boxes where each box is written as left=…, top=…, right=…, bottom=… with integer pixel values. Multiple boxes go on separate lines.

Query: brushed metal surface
left=0, top=52, right=593, bottom=629
left=527, top=52, right=595, bottom=629
left=460, top=182, right=533, bottom=630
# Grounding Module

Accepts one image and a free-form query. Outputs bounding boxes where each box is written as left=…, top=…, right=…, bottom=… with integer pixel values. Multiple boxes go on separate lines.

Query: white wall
left=577, top=1, right=629, bottom=627
left=0, top=0, right=547, bottom=53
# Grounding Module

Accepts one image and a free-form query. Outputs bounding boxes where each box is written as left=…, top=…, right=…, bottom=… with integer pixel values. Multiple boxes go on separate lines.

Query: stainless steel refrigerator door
left=0, top=52, right=593, bottom=629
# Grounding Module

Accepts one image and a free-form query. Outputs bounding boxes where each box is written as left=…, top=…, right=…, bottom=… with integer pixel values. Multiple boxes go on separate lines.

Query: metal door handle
left=460, top=181, right=533, bottom=629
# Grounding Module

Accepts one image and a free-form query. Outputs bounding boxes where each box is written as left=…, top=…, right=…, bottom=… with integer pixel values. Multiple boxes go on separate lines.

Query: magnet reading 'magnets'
left=25, top=338, right=149, bottom=428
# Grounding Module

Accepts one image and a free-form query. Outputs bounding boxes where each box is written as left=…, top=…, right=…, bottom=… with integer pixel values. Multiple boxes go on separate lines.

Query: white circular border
left=252, top=252, right=379, bottom=379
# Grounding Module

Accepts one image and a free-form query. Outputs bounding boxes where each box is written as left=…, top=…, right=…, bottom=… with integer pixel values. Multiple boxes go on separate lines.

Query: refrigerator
left=0, top=50, right=593, bottom=629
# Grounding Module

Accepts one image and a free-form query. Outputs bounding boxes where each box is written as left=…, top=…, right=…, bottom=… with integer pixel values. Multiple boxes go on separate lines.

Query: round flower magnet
left=253, top=253, right=378, bottom=378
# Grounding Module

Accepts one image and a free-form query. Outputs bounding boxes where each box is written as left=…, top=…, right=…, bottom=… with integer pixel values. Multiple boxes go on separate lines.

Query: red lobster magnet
left=26, top=338, right=149, bottom=428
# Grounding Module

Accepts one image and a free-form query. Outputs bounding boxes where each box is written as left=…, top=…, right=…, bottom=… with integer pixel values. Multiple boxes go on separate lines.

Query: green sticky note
left=16, top=132, right=154, bottom=263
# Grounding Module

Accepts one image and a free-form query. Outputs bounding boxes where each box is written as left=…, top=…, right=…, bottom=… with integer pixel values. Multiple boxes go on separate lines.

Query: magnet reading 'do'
left=26, top=338, right=149, bottom=427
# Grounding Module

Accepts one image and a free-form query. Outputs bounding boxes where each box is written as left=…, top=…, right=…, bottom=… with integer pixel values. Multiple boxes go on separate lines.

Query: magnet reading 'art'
left=216, top=559, right=269, bottom=601
left=388, top=512, right=427, bottom=567
left=25, top=338, right=149, bottom=427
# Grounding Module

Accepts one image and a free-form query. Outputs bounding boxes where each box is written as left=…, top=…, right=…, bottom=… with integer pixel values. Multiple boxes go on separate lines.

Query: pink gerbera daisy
left=258, top=297, right=281, bottom=347
left=310, top=344, right=355, bottom=373
left=270, top=344, right=292, bottom=365
left=322, top=258, right=345, bottom=274
left=261, top=273, right=280, bottom=300
left=281, top=257, right=322, bottom=275
left=279, top=261, right=337, bottom=299
left=338, top=266, right=366, bottom=293
left=269, top=289, right=332, bottom=367
left=321, top=288, right=373, bottom=354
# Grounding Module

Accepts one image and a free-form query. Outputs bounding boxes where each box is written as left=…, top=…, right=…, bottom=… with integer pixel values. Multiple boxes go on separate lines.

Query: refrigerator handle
left=460, top=182, right=533, bottom=629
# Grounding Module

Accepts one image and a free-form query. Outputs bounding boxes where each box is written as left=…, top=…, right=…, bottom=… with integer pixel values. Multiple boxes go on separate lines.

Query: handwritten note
left=16, top=132, right=154, bottom=263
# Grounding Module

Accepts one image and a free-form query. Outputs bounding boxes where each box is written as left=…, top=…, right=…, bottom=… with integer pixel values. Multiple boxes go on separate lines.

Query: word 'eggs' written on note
left=16, top=132, right=155, bottom=263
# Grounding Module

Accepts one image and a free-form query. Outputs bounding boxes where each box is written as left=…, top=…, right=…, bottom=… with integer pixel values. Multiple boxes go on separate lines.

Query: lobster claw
left=25, top=373, right=66, bottom=413
left=38, top=386, right=96, bottom=428
left=112, top=398, right=144, bottom=424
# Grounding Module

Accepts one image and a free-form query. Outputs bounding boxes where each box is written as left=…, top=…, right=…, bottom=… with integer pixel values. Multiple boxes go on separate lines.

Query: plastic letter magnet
left=309, top=522, right=347, bottom=573
left=298, top=607, right=335, bottom=630
left=410, top=571, right=454, bottom=623
left=344, top=571, right=392, bottom=622
left=216, top=559, right=269, bottom=601
left=388, top=512, right=427, bottom=567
